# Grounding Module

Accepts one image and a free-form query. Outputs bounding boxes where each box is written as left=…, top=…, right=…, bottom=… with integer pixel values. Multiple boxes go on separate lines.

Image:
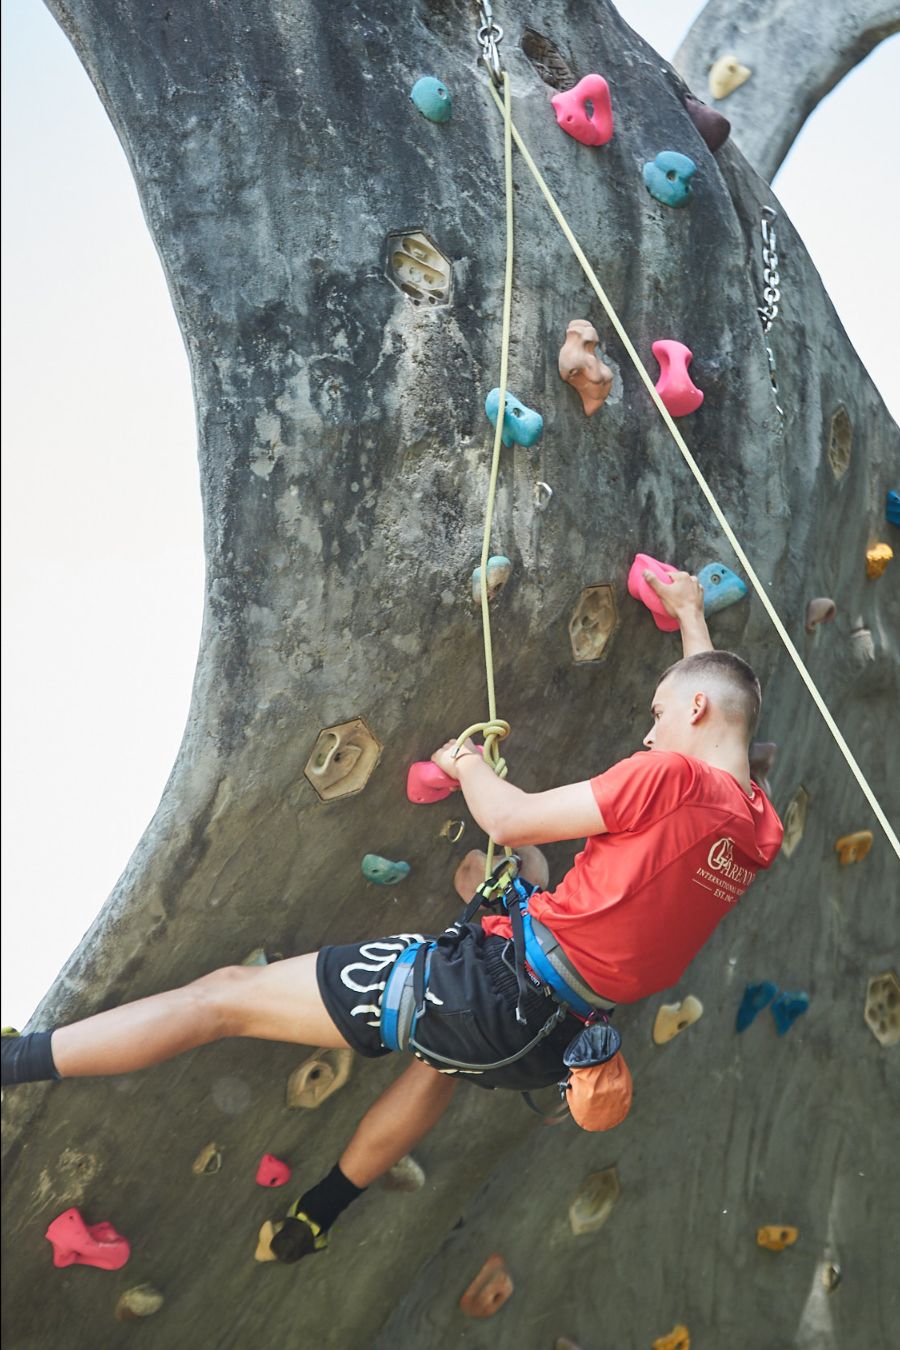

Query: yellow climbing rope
left=453, top=72, right=515, bottom=878
left=483, top=80, right=899, bottom=861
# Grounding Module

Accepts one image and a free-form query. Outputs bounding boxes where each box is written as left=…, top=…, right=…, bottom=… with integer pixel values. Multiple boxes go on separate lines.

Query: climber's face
left=643, top=676, right=706, bottom=753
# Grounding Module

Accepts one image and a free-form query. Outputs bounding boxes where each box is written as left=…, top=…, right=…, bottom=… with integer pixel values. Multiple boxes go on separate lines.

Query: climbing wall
left=2, top=1, right=898, bottom=1346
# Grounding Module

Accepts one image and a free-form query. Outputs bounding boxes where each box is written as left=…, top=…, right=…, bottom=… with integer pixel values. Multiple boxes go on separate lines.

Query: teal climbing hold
left=410, top=76, right=452, bottom=123
left=471, top=556, right=512, bottom=603
left=361, top=854, right=411, bottom=885
left=642, top=151, right=696, bottom=208
left=698, top=562, right=748, bottom=616
left=887, top=490, right=900, bottom=527
left=771, top=991, right=809, bottom=1036
left=485, top=389, right=543, bottom=448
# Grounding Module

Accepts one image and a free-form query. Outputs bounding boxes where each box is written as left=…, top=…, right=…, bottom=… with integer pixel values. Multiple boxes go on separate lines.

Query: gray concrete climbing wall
left=2, top=2, right=898, bottom=1346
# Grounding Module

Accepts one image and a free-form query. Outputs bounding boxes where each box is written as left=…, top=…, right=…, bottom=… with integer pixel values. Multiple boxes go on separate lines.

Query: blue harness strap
left=380, top=942, right=432, bottom=1052
left=520, top=908, right=598, bottom=1020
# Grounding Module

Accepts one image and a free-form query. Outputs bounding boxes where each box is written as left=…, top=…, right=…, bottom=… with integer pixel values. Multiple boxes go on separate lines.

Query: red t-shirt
left=482, top=750, right=784, bottom=1003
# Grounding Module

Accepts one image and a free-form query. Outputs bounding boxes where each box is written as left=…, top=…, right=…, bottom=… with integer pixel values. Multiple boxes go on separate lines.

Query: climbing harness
left=757, top=206, right=784, bottom=416
left=469, top=25, right=898, bottom=859
left=380, top=854, right=614, bottom=1067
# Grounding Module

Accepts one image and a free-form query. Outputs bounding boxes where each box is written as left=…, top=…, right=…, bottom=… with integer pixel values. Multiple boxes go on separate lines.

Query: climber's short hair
left=657, top=650, right=761, bottom=740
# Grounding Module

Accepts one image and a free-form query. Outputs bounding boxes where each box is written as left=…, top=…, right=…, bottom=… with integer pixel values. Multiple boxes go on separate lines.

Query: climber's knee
left=186, top=965, right=259, bottom=1040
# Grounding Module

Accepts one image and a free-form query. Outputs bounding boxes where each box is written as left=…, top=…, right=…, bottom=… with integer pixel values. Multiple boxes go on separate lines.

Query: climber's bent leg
left=47, top=953, right=348, bottom=1080
left=339, top=1055, right=457, bottom=1188
left=270, top=1057, right=457, bottom=1264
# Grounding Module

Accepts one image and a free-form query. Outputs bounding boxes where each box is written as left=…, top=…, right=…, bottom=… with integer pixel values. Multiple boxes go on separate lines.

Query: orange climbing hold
left=459, top=1253, right=514, bottom=1318
left=757, top=1225, right=799, bottom=1252
left=45, top=1208, right=130, bottom=1271
left=834, top=830, right=873, bottom=865
left=652, top=1324, right=690, bottom=1350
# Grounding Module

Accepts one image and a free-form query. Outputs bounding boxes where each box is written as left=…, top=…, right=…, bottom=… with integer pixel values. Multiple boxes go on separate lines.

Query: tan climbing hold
left=439, top=818, right=465, bottom=843
left=115, top=1284, right=165, bottom=1322
left=382, top=1155, right=426, bottom=1192
left=569, top=584, right=618, bottom=663
left=191, top=1142, right=223, bottom=1176
left=459, top=1253, right=514, bottom=1319
left=653, top=996, right=703, bottom=1045
left=757, top=1225, right=799, bottom=1252
left=652, top=1325, right=690, bottom=1350
left=708, top=53, right=751, bottom=99
left=254, top=1219, right=282, bottom=1262
left=834, top=830, right=873, bottom=865
left=558, top=319, right=613, bottom=416
left=866, top=542, right=893, bottom=578
left=286, top=1046, right=353, bottom=1109
left=864, top=971, right=900, bottom=1047
left=805, top=597, right=836, bottom=633
left=821, top=1260, right=842, bottom=1292
left=781, top=786, right=809, bottom=859
left=241, top=947, right=269, bottom=966
left=303, top=717, right=381, bottom=802
left=453, top=846, right=549, bottom=901
left=569, top=1166, right=621, bottom=1236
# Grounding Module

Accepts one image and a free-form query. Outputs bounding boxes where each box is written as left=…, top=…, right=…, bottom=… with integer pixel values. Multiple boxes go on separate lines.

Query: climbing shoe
left=269, top=1206, right=329, bottom=1265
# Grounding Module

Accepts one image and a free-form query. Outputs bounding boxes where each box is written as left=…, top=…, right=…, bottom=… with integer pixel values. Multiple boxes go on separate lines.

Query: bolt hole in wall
left=2, top=4, right=899, bottom=1027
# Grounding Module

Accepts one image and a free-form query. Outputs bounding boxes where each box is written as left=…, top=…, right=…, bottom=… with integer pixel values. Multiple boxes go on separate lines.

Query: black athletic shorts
left=316, top=922, right=583, bottom=1091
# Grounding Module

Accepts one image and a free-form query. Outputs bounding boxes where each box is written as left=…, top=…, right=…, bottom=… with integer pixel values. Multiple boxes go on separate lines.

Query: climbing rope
left=480, top=78, right=899, bottom=861
left=450, top=63, right=515, bottom=877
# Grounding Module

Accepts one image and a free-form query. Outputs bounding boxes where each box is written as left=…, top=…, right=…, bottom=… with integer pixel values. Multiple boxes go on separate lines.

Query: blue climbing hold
left=485, top=389, right=544, bottom=448
left=410, top=76, right=452, bottom=123
left=361, top=854, right=411, bottom=886
left=770, top=990, right=810, bottom=1036
left=736, top=980, right=778, bottom=1033
left=887, top=489, right=900, bottom=527
left=642, top=151, right=697, bottom=208
left=698, top=561, right=748, bottom=616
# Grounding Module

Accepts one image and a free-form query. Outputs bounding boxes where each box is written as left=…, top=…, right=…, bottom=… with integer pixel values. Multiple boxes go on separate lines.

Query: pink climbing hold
left=407, top=761, right=461, bottom=804
left=550, top=74, right=614, bottom=147
left=256, top=1153, right=292, bottom=1188
left=407, top=746, right=483, bottom=804
left=627, top=553, right=680, bottom=632
left=45, top=1208, right=130, bottom=1271
left=652, top=340, right=704, bottom=417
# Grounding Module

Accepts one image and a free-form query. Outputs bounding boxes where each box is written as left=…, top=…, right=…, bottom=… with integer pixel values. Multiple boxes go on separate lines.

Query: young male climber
left=3, top=569, right=783, bottom=1266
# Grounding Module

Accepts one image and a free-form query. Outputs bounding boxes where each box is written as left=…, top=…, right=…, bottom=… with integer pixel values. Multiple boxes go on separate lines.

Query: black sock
left=295, top=1163, right=366, bottom=1233
left=1, top=1031, right=60, bottom=1086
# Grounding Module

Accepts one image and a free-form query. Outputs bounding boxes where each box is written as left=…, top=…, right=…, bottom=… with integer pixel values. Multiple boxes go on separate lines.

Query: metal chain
left=476, top=0, right=504, bottom=84
left=757, top=206, right=784, bottom=416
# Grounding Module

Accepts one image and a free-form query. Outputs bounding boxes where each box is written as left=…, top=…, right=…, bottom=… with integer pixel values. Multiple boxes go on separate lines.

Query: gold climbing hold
left=191, top=1142, right=224, bottom=1176
left=757, top=1225, right=799, bottom=1252
left=459, top=1252, right=514, bottom=1319
left=866, top=543, right=893, bottom=578
left=652, top=1324, right=690, bottom=1350
left=834, top=830, right=874, bottom=865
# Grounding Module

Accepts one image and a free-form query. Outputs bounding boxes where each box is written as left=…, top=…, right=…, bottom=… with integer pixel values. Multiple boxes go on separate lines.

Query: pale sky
left=2, top=2, right=898, bottom=1028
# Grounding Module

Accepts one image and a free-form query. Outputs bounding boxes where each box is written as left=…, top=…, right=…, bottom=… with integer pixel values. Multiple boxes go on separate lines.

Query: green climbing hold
left=361, top=854, right=411, bottom=885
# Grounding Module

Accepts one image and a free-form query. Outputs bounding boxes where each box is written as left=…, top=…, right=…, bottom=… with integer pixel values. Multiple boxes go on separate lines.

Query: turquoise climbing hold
left=410, top=76, right=452, bottom=123
left=361, top=854, right=411, bottom=886
left=471, top=556, right=512, bottom=604
left=485, top=389, right=543, bottom=448
left=771, top=991, right=809, bottom=1036
left=736, top=980, right=778, bottom=1032
left=887, top=490, right=900, bottom=527
left=697, top=561, right=748, bottom=616
left=642, top=151, right=697, bottom=208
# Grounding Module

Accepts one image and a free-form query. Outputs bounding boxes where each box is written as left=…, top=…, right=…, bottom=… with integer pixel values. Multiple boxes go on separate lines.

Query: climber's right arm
left=643, top=569, right=713, bottom=658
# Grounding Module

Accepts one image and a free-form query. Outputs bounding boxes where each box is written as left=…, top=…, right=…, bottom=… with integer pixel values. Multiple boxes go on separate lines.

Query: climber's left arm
left=431, top=740, right=606, bottom=846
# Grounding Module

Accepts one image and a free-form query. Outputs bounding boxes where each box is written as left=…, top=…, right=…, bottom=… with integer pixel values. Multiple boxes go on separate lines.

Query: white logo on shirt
left=691, top=837, right=756, bottom=903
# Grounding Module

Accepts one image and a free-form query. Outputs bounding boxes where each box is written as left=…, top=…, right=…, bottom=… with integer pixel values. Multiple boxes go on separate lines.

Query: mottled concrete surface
left=2, top=2, right=898, bottom=1347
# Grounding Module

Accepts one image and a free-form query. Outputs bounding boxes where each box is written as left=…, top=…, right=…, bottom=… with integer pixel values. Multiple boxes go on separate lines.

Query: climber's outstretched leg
left=3, top=954, right=348, bottom=1085
left=269, top=1056, right=457, bottom=1264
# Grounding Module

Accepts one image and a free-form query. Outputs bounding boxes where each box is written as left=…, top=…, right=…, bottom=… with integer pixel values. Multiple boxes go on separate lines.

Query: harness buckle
left=474, top=852, right=521, bottom=908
